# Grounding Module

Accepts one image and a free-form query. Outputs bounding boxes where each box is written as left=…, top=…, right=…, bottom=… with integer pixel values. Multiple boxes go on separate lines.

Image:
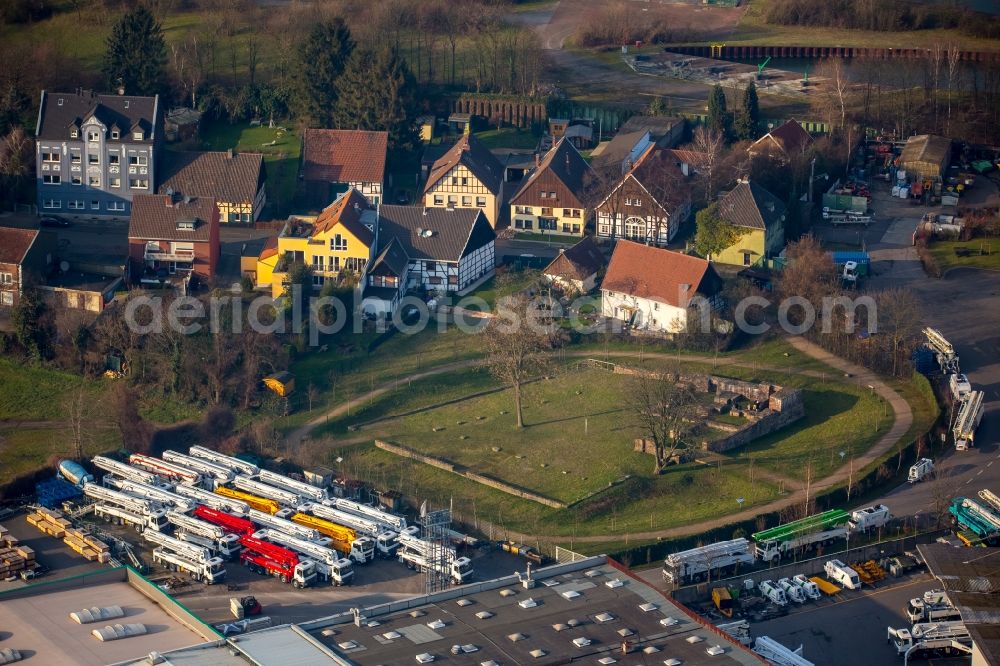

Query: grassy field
left=475, top=127, right=540, bottom=151
left=927, top=239, right=1000, bottom=274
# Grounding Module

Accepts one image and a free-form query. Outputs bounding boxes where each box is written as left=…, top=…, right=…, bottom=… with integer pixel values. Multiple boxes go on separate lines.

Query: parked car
left=40, top=215, right=71, bottom=228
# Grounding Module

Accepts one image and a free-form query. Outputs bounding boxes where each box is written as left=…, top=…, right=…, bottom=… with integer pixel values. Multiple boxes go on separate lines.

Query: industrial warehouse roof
left=308, top=560, right=761, bottom=665
left=900, top=134, right=952, bottom=169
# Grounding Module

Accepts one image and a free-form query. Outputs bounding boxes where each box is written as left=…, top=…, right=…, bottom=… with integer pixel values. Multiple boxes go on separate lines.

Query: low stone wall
left=711, top=376, right=773, bottom=403
left=374, top=439, right=567, bottom=509
left=703, top=389, right=805, bottom=453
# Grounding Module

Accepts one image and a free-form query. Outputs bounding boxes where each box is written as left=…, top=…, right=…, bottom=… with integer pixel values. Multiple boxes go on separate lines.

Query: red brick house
left=0, top=226, right=55, bottom=308
left=128, top=193, right=220, bottom=287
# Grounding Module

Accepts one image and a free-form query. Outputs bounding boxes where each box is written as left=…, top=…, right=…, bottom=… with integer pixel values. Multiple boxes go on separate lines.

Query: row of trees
left=707, top=82, right=760, bottom=142
left=764, top=0, right=1000, bottom=39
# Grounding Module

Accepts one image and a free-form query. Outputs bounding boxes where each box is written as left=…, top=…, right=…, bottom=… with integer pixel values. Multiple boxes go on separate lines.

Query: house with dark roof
left=748, top=119, right=814, bottom=162
left=590, top=130, right=653, bottom=176
left=542, top=235, right=604, bottom=293
left=601, top=240, right=721, bottom=334
left=595, top=145, right=693, bottom=246
left=302, top=129, right=388, bottom=207
left=158, top=151, right=266, bottom=224
left=616, top=116, right=685, bottom=149
left=35, top=89, right=162, bottom=218
left=0, top=227, right=55, bottom=308
left=360, top=237, right=411, bottom=319
left=712, top=179, right=787, bottom=267
left=128, top=193, right=220, bottom=286
left=256, top=188, right=378, bottom=298
left=423, top=133, right=505, bottom=228
left=510, top=138, right=595, bottom=238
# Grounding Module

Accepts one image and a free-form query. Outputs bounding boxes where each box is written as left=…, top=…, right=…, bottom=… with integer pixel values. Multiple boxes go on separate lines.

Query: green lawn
left=927, top=239, right=1000, bottom=274
left=184, top=121, right=301, bottom=219
left=0, top=427, right=119, bottom=488
left=462, top=269, right=541, bottom=310
left=512, top=232, right=580, bottom=245
left=475, top=127, right=540, bottom=151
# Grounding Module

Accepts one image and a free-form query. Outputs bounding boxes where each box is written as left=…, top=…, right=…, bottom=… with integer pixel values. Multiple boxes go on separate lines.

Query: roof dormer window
left=87, top=130, right=100, bottom=142
left=111, top=129, right=119, bottom=140
left=133, top=131, right=143, bottom=141
left=70, top=128, right=79, bottom=138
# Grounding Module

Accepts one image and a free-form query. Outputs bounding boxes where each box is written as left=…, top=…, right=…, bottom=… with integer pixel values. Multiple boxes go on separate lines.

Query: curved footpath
left=285, top=336, right=915, bottom=545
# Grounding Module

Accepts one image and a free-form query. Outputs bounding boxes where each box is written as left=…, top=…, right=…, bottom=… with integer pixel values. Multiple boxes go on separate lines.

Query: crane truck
left=192, top=505, right=256, bottom=536
left=143, top=529, right=226, bottom=584
left=887, top=621, right=971, bottom=658
left=258, top=469, right=327, bottom=503
left=92, top=456, right=163, bottom=486
left=922, top=327, right=960, bottom=373
left=239, top=535, right=317, bottom=588
left=661, top=538, right=754, bottom=586
left=848, top=505, right=892, bottom=532
left=286, top=512, right=374, bottom=563
left=979, top=489, right=1000, bottom=514
left=189, top=445, right=260, bottom=477
left=162, top=450, right=234, bottom=484
left=753, top=636, right=814, bottom=666
left=752, top=510, right=850, bottom=563
left=949, top=497, right=1000, bottom=542
left=104, top=477, right=196, bottom=512
left=397, top=541, right=473, bottom=585
left=824, top=560, right=861, bottom=590
left=325, top=497, right=407, bottom=532
left=84, top=483, right=168, bottom=532
left=230, top=476, right=302, bottom=508
left=129, top=454, right=202, bottom=486
left=166, top=511, right=242, bottom=560
left=175, top=484, right=250, bottom=516
left=306, top=502, right=399, bottom=558
left=906, top=601, right=960, bottom=624
left=215, top=486, right=280, bottom=514
left=953, top=391, right=984, bottom=451
left=252, top=529, right=353, bottom=586
left=247, top=508, right=326, bottom=543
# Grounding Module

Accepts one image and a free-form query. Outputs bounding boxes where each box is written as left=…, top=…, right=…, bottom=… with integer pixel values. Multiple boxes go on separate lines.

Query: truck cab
left=452, top=557, right=473, bottom=584
left=375, top=531, right=399, bottom=558
left=949, top=373, right=971, bottom=401
left=294, top=559, right=318, bottom=588
left=350, top=536, right=375, bottom=564
left=908, top=458, right=934, bottom=483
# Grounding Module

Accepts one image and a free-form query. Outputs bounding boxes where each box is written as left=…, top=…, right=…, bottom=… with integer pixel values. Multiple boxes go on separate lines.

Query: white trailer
left=231, top=476, right=301, bottom=508
left=326, top=497, right=406, bottom=532
left=778, top=578, right=806, bottom=603
left=848, top=504, right=892, bottom=532
left=306, top=502, right=400, bottom=558
left=144, top=529, right=226, bottom=584
left=162, top=450, right=234, bottom=484
left=887, top=621, right=971, bottom=657
left=105, top=478, right=196, bottom=512
left=397, top=545, right=472, bottom=585
left=189, top=445, right=260, bottom=477
left=258, top=469, right=327, bottom=503
left=253, top=529, right=353, bottom=585
left=923, top=327, right=960, bottom=373
left=791, top=575, right=821, bottom=600
left=753, top=636, right=814, bottom=666
left=129, top=454, right=202, bottom=487
left=824, top=560, right=861, bottom=590
left=173, top=484, right=250, bottom=516
left=92, top=456, right=162, bottom=486
left=953, top=390, right=984, bottom=451
left=247, top=508, right=324, bottom=543
left=908, top=458, right=934, bottom=484
left=661, top=538, right=754, bottom=586
left=166, top=511, right=241, bottom=560
left=84, top=483, right=168, bottom=532
left=759, top=580, right=788, bottom=606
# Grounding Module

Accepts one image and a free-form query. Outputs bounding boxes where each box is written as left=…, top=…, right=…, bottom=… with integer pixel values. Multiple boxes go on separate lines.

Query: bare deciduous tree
left=629, top=369, right=699, bottom=475
left=690, top=126, right=724, bottom=202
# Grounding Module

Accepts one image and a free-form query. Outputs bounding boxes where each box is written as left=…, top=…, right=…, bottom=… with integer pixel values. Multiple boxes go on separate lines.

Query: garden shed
left=899, top=134, right=951, bottom=181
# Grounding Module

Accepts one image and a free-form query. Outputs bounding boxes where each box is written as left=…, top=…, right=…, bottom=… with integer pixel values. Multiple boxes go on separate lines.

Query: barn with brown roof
left=748, top=119, right=814, bottom=161
left=542, top=235, right=605, bottom=293
left=601, top=240, right=721, bottom=333
left=302, top=129, right=387, bottom=207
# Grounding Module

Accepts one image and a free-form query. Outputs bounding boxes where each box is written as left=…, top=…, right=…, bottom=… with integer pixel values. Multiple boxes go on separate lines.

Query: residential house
left=616, top=116, right=685, bottom=148
left=590, top=130, right=652, bottom=175
left=712, top=179, right=787, bottom=267
left=667, top=149, right=709, bottom=177
left=128, top=193, right=220, bottom=286
left=748, top=119, right=814, bottom=162
left=158, top=150, right=266, bottom=224
left=39, top=272, right=122, bottom=314
left=423, top=133, right=505, bottom=228
left=360, top=237, right=410, bottom=319
left=542, top=235, right=605, bottom=293
left=899, top=134, right=952, bottom=181
left=257, top=188, right=377, bottom=298
left=548, top=118, right=594, bottom=150
left=0, top=227, right=55, bottom=308
left=509, top=138, right=595, bottom=237
left=35, top=89, right=162, bottom=218
left=601, top=240, right=721, bottom=333
left=595, top=145, right=692, bottom=246
left=302, top=129, right=387, bottom=207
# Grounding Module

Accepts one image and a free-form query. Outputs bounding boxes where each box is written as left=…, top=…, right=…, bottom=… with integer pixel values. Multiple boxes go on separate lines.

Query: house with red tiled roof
left=595, top=145, right=693, bottom=246
left=0, top=226, right=55, bottom=308
left=601, top=240, right=721, bottom=333
left=423, top=133, right=505, bottom=228
left=748, top=119, right=814, bottom=162
left=302, top=129, right=388, bottom=207
left=128, top=193, right=220, bottom=286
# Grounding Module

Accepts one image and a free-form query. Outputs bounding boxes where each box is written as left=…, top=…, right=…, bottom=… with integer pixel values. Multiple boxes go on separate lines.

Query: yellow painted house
left=423, top=133, right=504, bottom=228
left=713, top=180, right=787, bottom=267
left=256, top=189, right=376, bottom=298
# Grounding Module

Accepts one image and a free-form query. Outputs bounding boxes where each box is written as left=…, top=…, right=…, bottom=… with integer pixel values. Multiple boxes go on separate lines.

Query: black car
left=40, top=216, right=71, bottom=228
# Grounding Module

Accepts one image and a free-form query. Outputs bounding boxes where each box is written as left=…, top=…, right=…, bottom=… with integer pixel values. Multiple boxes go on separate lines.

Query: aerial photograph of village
left=0, top=0, right=998, bottom=663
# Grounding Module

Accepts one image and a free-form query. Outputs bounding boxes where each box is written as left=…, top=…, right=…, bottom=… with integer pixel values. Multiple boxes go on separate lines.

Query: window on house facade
left=462, top=196, right=472, bottom=206
left=599, top=224, right=610, bottom=235
left=87, top=130, right=100, bottom=142
left=541, top=207, right=553, bottom=216
left=451, top=176, right=458, bottom=185
left=42, top=199, right=61, bottom=209
left=539, top=219, right=556, bottom=230
left=476, top=197, right=486, bottom=207
left=68, top=200, right=84, bottom=210
left=345, top=257, right=366, bottom=272
left=129, top=155, right=148, bottom=166
left=329, top=256, right=341, bottom=271
left=109, top=177, right=120, bottom=188
left=0, top=292, right=12, bottom=306
left=71, top=176, right=82, bottom=185
left=331, top=234, right=348, bottom=251
left=743, top=252, right=752, bottom=266
left=228, top=212, right=250, bottom=223
left=312, top=255, right=325, bottom=271
left=571, top=224, right=581, bottom=234
left=425, top=261, right=436, bottom=271
left=133, top=131, right=143, bottom=141
left=433, top=196, right=444, bottom=205
left=0, top=272, right=13, bottom=284
left=429, top=276, right=442, bottom=285
left=461, top=177, right=468, bottom=186
left=111, top=130, right=119, bottom=140
left=108, top=201, right=125, bottom=211
left=90, top=200, right=99, bottom=210
left=447, top=196, right=457, bottom=207
left=88, top=154, right=99, bottom=165
left=448, top=275, right=458, bottom=285
left=42, top=174, right=60, bottom=185
left=109, top=154, right=120, bottom=165
left=41, top=151, right=59, bottom=162
left=70, top=129, right=79, bottom=138
left=129, top=178, right=149, bottom=189
left=624, top=216, right=645, bottom=240
left=70, top=152, right=81, bottom=164
left=88, top=175, right=100, bottom=187
left=312, top=274, right=325, bottom=287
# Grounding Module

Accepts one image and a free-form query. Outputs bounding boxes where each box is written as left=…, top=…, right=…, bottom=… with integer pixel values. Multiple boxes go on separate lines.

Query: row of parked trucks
left=662, top=505, right=892, bottom=585
left=921, top=327, right=985, bottom=451
left=58, top=446, right=474, bottom=587
left=888, top=590, right=971, bottom=660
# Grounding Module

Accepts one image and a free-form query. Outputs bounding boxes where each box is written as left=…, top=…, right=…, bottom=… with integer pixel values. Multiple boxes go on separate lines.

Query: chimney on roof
left=535, top=153, right=540, bottom=168
left=226, top=148, right=233, bottom=159
left=117, top=84, right=125, bottom=96
left=565, top=152, right=570, bottom=168
left=165, top=195, right=172, bottom=208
